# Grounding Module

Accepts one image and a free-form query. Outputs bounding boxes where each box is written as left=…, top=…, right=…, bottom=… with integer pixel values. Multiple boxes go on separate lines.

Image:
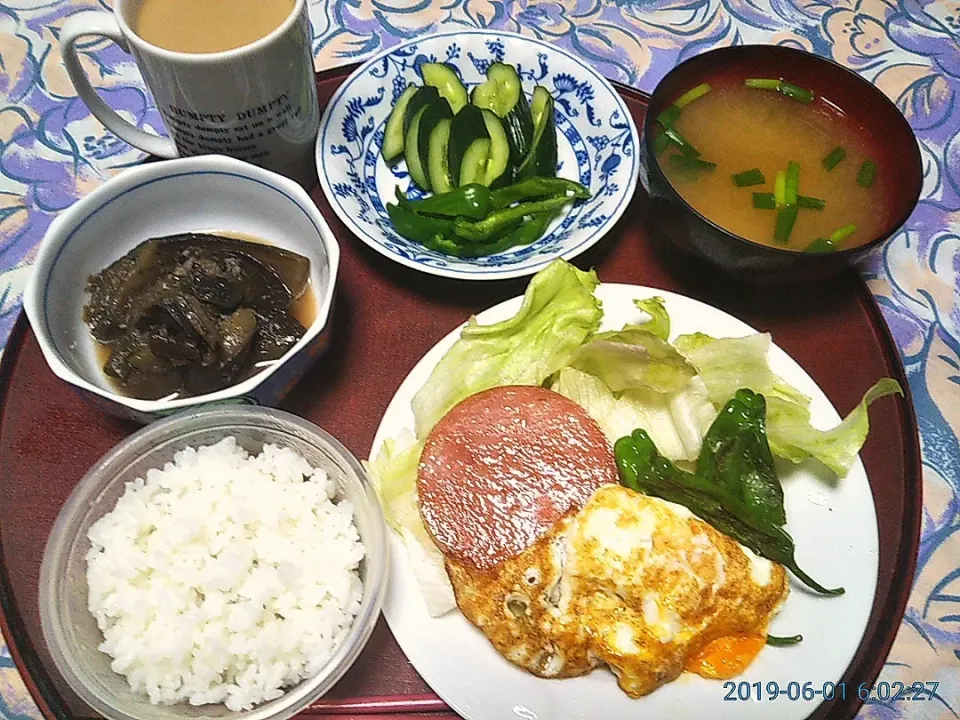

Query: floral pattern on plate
left=316, top=30, right=639, bottom=280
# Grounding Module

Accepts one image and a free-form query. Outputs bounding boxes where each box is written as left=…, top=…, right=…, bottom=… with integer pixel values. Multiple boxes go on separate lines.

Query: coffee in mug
left=60, top=0, right=320, bottom=187
left=132, top=0, right=295, bottom=54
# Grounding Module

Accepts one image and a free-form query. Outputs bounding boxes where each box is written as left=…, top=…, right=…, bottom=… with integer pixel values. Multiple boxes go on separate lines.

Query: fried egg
left=447, top=485, right=789, bottom=696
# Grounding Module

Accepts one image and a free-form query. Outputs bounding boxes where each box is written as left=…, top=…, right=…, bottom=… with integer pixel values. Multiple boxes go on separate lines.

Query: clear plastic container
left=39, top=406, right=388, bottom=720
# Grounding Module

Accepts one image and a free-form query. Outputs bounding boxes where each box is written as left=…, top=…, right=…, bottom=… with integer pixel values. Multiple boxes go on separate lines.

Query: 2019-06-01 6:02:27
left=722, top=681, right=940, bottom=702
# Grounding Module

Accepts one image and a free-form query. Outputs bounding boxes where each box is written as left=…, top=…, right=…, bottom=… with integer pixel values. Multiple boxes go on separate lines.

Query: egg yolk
left=684, top=634, right=767, bottom=679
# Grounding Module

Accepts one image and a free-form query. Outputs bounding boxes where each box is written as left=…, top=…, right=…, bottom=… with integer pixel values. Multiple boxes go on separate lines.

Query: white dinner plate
left=369, top=284, right=879, bottom=720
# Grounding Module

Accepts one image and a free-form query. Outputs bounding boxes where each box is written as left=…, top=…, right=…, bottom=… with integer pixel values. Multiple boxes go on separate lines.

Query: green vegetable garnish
left=805, top=237, right=836, bottom=253
left=857, top=160, right=877, bottom=188
left=797, top=195, right=825, bottom=210
left=803, top=225, right=854, bottom=254
left=696, top=389, right=785, bottom=527
left=614, top=391, right=845, bottom=597
left=668, top=154, right=716, bottom=173
left=767, top=634, right=803, bottom=647
left=386, top=201, right=455, bottom=243
left=651, top=131, right=671, bottom=155
left=779, top=81, right=814, bottom=104
left=744, top=78, right=814, bottom=103
left=452, top=195, right=572, bottom=241
left=663, top=127, right=700, bottom=157
left=774, top=206, right=798, bottom=243
left=744, top=78, right=781, bottom=90
left=657, top=105, right=681, bottom=128
left=657, top=84, right=712, bottom=129
left=675, top=82, right=712, bottom=109
left=822, top=146, right=846, bottom=171
left=752, top=192, right=777, bottom=210
left=773, top=170, right=787, bottom=207
left=489, top=177, right=590, bottom=210
left=784, top=161, right=800, bottom=207
left=733, top=168, right=766, bottom=187
left=424, top=210, right=557, bottom=258
left=830, top=223, right=857, bottom=243
left=398, top=183, right=490, bottom=220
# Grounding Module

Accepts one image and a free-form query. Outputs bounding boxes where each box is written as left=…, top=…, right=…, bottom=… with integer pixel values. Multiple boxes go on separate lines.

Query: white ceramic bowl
left=39, top=406, right=388, bottom=720
left=23, top=155, right=339, bottom=423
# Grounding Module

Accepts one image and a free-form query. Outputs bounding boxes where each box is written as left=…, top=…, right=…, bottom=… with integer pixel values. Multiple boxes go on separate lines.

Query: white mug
left=61, top=0, right=320, bottom=187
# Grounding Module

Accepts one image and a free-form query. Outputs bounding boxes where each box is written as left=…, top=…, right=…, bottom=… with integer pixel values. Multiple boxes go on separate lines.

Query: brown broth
left=658, top=80, right=887, bottom=252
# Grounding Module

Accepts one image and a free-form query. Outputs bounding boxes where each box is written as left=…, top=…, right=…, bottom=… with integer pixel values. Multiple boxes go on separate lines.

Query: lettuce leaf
left=410, top=259, right=602, bottom=438
left=668, top=376, right=718, bottom=458
left=633, top=297, right=670, bottom=340
left=551, top=367, right=713, bottom=461
left=674, top=332, right=777, bottom=405
left=766, top=378, right=903, bottom=477
left=364, top=435, right=456, bottom=617
left=676, top=333, right=901, bottom=477
left=567, top=327, right=696, bottom=394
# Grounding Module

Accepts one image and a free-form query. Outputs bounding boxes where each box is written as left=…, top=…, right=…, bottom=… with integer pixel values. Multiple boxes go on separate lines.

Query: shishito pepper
left=481, top=209, right=558, bottom=254
left=614, top=391, right=844, bottom=598
left=398, top=183, right=490, bottom=220
left=489, top=177, right=590, bottom=210
left=696, top=390, right=785, bottom=527
left=385, top=202, right=454, bottom=243
left=387, top=178, right=590, bottom=257
left=425, top=209, right=559, bottom=258
left=453, top=195, right=572, bottom=242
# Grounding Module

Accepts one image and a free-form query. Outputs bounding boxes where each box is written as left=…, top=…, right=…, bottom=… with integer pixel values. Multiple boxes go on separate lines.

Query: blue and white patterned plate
left=315, top=30, right=639, bottom=281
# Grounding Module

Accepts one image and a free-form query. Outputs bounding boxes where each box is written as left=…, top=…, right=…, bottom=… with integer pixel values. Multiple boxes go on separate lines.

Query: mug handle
left=61, top=11, right=178, bottom=158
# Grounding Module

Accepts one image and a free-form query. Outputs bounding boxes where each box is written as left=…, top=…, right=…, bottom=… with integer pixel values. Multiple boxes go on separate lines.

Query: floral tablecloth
left=0, top=1, right=957, bottom=718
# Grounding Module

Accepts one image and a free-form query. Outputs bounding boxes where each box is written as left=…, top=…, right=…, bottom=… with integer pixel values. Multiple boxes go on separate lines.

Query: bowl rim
left=23, top=155, right=340, bottom=415
left=642, top=43, right=923, bottom=260
left=37, top=405, right=388, bottom=720
left=315, top=28, right=641, bottom=281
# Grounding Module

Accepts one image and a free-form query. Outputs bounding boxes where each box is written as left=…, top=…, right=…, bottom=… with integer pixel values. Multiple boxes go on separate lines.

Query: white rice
left=85, top=437, right=365, bottom=711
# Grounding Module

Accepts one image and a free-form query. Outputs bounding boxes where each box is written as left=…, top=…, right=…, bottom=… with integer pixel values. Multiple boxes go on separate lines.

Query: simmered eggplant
left=84, top=233, right=313, bottom=400
left=178, top=253, right=246, bottom=310
left=253, top=309, right=306, bottom=363
left=219, top=308, right=259, bottom=364
left=104, top=329, right=184, bottom=400
left=84, top=240, right=177, bottom=342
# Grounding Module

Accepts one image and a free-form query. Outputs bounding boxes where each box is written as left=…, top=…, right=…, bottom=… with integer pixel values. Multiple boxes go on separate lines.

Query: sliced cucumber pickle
left=459, top=138, right=491, bottom=187
left=420, top=63, right=468, bottom=114
left=416, top=100, right=453, bottom=189
left=518, top=86, right=558, bottom=179
left=502, top=91, right=534, bottom=169
left=449, top=105, right=489, bottom=188
left=427, top=118, right=454, bottom=193
left=471, top=63, right=522, bottom=118
left=382, top=84, right=417, bottom=164
left=480, top=109, right=511, bottom=187
left=404, top=106, right=430, bottom=190
left=403, top=86, right=442, bottom=137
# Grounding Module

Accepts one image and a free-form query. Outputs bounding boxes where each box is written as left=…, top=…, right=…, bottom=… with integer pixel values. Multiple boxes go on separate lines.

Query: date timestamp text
left=723, top=681, right=939, bottom=702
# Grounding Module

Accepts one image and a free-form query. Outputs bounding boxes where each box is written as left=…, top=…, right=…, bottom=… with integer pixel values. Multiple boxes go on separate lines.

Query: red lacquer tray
left=0, top=67, right=921, bottom=720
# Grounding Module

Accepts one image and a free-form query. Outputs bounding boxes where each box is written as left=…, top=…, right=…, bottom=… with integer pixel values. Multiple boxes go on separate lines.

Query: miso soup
left=655, top=78, right=886, bottom=253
